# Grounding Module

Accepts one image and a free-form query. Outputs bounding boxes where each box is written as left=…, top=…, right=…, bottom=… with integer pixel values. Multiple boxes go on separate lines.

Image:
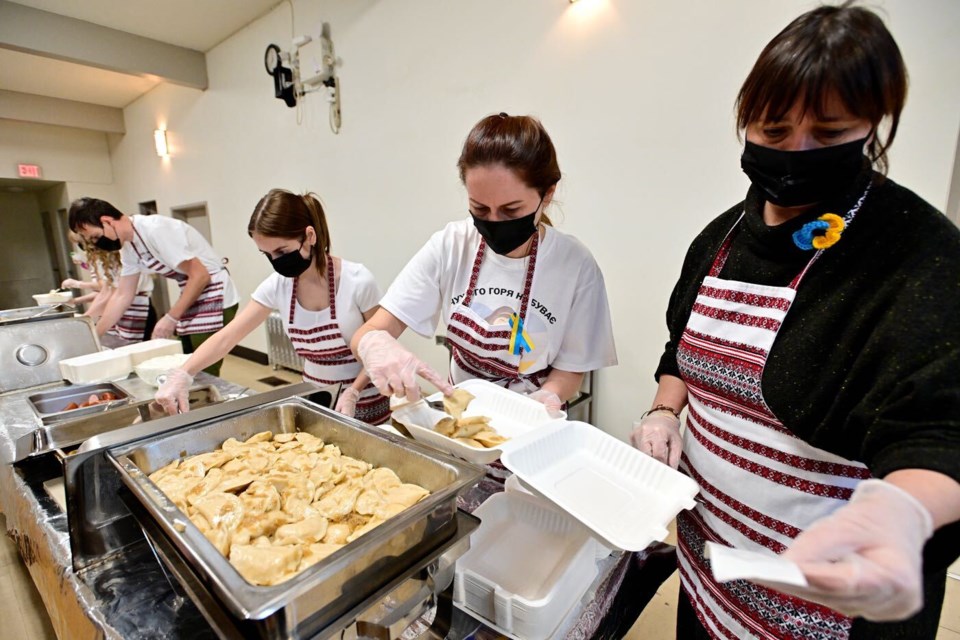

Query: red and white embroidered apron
left=106, top=291, right=151, bottom=343
left=286, top=256, right=390, bottom=425
left=130, top=227, right=225, bottom=336
left=445, top=232, right=550, bottom=393
left=676, top=197, right=873, bottom=639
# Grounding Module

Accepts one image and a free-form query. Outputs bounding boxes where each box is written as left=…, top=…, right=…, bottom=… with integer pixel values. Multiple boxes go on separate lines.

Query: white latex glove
left=528, top=389, right=564, bottom=418
left=762, top=479, right=934, bottom=621
left=357, top=330, right=453, bottom=402
left=152, top=313, right=178, bottom=339
left=155, top=368, right=194, bottom=415
left=630, top=413, right=682, bottom=469
left=61, top=278, right=84, bottom=289
left=335, top=387, right=360, bottom=418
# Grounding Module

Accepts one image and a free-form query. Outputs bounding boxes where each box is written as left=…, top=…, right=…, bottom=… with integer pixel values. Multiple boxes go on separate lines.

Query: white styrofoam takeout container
left=454, top=490, right=600, bottom=640
left=59, top=350, right=133, bottom=384
left=390, top=378, right=563, bottom=464
left=134, top=354, right=192, bottom=387
left=112, top=338, right=183, bottom=366
left=33, top=291, right=73, bottom=305
left=501, top=420, right=700, bottom=551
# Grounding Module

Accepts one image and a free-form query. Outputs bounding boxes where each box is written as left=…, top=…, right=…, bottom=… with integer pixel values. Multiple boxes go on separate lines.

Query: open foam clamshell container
left=391, top=378, right=564, bottom=465
left=454, top=489, right=600, bottom=640
left=501, top=420, right=700, bottom=552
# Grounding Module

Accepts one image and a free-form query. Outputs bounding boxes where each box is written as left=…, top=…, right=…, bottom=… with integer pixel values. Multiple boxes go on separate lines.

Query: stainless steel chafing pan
left=106, top=397, right=483, bottom=637
left=14, top=385, right=222, bottom=462
left=27, top=381, right=130, bottom=424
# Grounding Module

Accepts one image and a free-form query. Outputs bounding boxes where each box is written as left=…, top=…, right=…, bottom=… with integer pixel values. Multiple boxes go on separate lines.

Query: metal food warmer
left=0, top=313, right=100, bottom=393
left=62, top=385, right=482, bottom=639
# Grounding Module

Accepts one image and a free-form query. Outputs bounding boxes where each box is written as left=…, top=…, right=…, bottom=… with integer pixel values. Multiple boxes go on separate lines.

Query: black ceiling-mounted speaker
left=264, top=43, right=297, bottom=108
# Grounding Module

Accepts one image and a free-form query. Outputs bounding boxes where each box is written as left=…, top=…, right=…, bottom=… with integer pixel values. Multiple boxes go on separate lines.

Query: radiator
left=265, top=311, right=304, bottom=372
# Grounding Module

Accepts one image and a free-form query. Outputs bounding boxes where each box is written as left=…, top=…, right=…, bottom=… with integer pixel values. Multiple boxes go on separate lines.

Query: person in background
left=350, top=113, right=617, bottom=414
left=156, top=189, right=388, bottom=423
left=631, top=4, right=960, bottom=638
left=63, top=235, right=157, bottom=343
left=68, top=198, right=239, bottom=375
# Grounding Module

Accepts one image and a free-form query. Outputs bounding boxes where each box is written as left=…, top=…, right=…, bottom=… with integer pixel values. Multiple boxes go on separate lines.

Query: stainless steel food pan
left=107, top=397, right=483, bottom=635
left=15, top=385, right=222, bottom=462
left=27, top=381, right=130, bottom=424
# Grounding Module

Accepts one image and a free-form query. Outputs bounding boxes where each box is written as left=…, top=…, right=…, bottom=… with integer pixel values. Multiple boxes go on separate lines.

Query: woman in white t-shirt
left=351, top=113, right=618, bottom=414
left=156, top=189, right=388, bottom=423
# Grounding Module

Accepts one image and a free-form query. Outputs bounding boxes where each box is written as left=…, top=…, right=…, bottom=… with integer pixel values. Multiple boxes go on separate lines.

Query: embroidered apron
left=286, top=256, right=390, bottom=425
left=130, top=228, right=225, bottom=336
left=676, top=193, right=873, bottom=639
left=107, top=292, right=151, bottom=343
left=445, top=232, right=550, bottom=392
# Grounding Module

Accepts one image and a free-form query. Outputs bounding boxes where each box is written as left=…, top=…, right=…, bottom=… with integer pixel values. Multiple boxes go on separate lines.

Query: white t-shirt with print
left=120, top=215, right=238, bottom=307
left=251, top=259, right=381, bottom=343
left=380, top=218, right=618, bottom=381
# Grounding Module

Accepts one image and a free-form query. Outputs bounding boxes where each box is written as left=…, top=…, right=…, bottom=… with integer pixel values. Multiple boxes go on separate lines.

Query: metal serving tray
left=0, top=304, right=74, bottom=325
left=27, top=381, right=130, bottom=425
left=15, top=385, right=222, bottom=462
left=106, top=397, right=484, bottom=637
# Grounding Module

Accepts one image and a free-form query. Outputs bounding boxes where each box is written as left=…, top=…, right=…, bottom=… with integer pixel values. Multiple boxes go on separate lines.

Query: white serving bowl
left=33, top=291, right=74, bottom=305
left=134, top=354, right=192, bottom=387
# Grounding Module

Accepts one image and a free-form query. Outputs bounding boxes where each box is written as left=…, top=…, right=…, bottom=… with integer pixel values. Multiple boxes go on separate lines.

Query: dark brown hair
left=68, top=197, right=123, bottom=232
left=735, top=3, right=907, bottom=173
left=457, top=113, right=561, bottom=225
left=248, top=189, right=331, bottom=277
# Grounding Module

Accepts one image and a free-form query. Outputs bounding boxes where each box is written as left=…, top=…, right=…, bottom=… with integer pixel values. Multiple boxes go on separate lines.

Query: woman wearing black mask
left=631, top=5, right=960, bottom=639
left=156, top=189, right=388, bottom=423
left=350, top=114, right=617, bottom=413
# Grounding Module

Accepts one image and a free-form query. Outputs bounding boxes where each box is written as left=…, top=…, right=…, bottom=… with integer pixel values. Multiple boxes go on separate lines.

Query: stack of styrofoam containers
left=454, top=489, right=600, bottom=640
left=112, top=339, right=183, bottom=366
left=59, top=350, right=134, bottom=384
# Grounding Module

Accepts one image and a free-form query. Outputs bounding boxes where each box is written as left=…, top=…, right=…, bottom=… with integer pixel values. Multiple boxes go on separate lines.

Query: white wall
left=102, top=0, right=960, bottom=441
left=0, top=120, right=113, bottom=183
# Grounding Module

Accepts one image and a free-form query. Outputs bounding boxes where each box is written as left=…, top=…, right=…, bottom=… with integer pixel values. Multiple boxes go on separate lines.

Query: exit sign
left=18, top=164, right=42, bottom=178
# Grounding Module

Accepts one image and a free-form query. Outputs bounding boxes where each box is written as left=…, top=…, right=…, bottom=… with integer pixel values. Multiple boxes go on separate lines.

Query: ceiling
left=1, top=0, right=281, bottom=109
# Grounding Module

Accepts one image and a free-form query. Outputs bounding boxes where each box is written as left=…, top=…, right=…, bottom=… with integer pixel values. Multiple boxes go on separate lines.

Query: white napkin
left=705, top=541, right=808, bottom=587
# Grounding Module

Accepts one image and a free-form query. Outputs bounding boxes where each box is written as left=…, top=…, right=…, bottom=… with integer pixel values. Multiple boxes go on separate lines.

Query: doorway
left=171, top=202, right=212, bottom=243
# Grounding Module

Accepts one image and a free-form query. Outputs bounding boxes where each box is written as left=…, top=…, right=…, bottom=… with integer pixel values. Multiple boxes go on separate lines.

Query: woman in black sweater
left=631, top=4, right=960, bottom=639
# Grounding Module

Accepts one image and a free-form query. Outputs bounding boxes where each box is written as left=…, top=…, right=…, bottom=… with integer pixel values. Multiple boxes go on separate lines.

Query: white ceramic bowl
left=134, top=354, right=192, bottom=387
left=33, top=291, right=74, bottom=305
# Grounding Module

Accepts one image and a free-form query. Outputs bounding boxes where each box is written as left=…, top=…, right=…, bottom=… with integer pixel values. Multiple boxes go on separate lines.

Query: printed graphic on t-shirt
left=454, top=286, right=558, bottom=373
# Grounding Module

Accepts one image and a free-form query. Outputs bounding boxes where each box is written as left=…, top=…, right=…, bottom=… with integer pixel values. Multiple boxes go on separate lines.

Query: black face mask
left=471, top=197, right=542, bottom=256
left=267, top=241, right=312, bottom=278
left=95, top=232, right=122, bottom=252
left=740, top=136, right=868, bottom=207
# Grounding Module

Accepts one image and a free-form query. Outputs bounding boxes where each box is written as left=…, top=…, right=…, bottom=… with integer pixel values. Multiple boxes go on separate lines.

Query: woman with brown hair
left=631, top=4, right=960, bottom=638
left=350, top=113, right=617, bottom=412
left=156, top=189, right=388, bottom=423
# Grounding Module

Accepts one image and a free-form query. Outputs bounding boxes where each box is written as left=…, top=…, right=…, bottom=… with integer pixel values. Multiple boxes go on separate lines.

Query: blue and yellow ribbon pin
left=508, top=313, right=535, bottom=356
left=792, top=213, right=846, bottom=250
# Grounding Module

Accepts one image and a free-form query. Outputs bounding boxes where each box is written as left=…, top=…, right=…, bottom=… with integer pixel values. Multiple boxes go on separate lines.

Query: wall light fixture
left=154, top=129, right=169, bottom=157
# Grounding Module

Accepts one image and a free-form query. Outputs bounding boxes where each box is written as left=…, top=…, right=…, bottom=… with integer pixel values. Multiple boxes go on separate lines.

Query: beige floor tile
left=7, top=558, right=56, bottom=639
left=938, top=627, right=960, bottom=640
left=218, top=355, right=301, bottom=393
left=0, top=526, right=18, bottom=569
left=950, top=557, right=960, bottom=579
left=0, top=570, right=32, bottom=640
left=624, top=571, right=680, bottom=639
left=942, top=577, right=960, bottom=633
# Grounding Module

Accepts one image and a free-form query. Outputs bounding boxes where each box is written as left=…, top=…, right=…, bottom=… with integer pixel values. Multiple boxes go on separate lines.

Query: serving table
left=0, top=375, right=676, bottom=639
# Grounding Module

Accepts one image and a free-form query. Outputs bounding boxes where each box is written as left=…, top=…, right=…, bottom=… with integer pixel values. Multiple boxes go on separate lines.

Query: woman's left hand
left=335, top=387, right=360, bottom=418
left=528, top=389, right=563, bottom=418
left=153, top=314, right=178, bottom=339
left=759, top=479, right=933, bottom=621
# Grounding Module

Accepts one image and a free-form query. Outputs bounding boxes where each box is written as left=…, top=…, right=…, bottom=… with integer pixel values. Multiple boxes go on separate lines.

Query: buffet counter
left=0, top=375, right=675, bottom=639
